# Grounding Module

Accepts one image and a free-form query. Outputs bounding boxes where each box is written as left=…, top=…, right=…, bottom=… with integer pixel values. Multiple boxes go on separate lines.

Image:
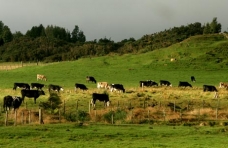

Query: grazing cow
left=75, top=83, right=88, bottom=91
left=97, top=82, right=109, bottom=89
left=219, top=82, right=228, bottom=89
left=160, top=80, right=172, bottom=87
left=48, top=84, right=64, bottom=93
left=3, top=95, right=23, bottom=111
left=139, top=80, right=158, bottom=87
left=31, top=83, right=45, bottom=90
left=203, top=85, right=218, bottom=92
left=21, top=90, right=45, bottom=104
left=86, top=76, right=96, bottom=83
left=191, top=76, right=196, bottom=82
left=91, top=93, right=110, bottom=108
left=109, top=84, right=125, bottom=93
left=178, top=81, right=192, bottom=88
left=37, top=74, right=47, bottom=81
left=13, top=83, right=30, bottom=90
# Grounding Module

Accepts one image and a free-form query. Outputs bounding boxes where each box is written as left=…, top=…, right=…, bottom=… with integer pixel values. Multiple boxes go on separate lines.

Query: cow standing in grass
left=21, top=90, right=45, bottom=104
left=86, top=76, right=96, bottom=83
left=91, top=93, right=110, bottom=108
left=37, top=74, right=47, bottom=81
left=3, top=95, right=23, bottom=111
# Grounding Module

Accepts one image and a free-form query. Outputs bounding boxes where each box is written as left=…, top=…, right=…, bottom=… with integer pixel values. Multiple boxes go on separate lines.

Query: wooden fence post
left=89, top=101, right=91, bottom=113
left=63, top=100, right=65, bottom=115
left=111, top=112, right=114, bottom=124
left=29, top=110, right=31, bottom=124
left=39, top=108, right=43, bottom=124
left=59, top=109, right=61, bottom=123
left=5, top=111, right=8, bottom=126
left=174, top=101, right=176, bottom=112
left=216, top=99, right=220, bottom=120
left=21, top=111, right=24, bottom=124
left=148, top=110, right=150, bottom=123
left=14, top=110, right=17, bottom=126
left=163, top=109, right=166, bottom=121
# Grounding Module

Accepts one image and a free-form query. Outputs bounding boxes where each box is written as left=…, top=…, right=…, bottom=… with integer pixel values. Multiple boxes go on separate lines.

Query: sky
left=1, top=0, right=228, bottom=42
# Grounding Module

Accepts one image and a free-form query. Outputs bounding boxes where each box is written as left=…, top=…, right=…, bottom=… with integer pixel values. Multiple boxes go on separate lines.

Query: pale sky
left=1, top=0, right=227, bottom=42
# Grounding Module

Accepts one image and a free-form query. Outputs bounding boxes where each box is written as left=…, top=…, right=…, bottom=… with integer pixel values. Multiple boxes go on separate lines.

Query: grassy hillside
left=0, top=34, right=228, bottom=122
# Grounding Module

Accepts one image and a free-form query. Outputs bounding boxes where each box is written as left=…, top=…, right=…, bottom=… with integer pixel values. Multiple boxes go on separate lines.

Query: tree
left=2, top=25, right=13, bottom=43
left=26, top=24, right=46, bottom=38
left=210, top=17, right=221, bottom=33
left=13, top=31, right=24, bottom=39
left=71, top=25, right=86, bottom=43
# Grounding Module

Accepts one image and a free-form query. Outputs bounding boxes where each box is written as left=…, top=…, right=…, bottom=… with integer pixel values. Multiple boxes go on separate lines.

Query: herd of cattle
left=3, top=74, right=228, bottom=112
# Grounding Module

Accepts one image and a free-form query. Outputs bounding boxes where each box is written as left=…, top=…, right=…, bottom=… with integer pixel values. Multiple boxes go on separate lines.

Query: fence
left=0, top=61, right=44, bottom=71
left=1, top=98, right=228, bottom=126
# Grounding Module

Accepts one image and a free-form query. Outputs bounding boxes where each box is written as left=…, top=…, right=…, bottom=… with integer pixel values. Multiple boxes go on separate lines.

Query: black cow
left=31, top=83, right=45, bottom=90
left=91, top=93, right=110, bottom=108
left=48, top=84, right=64, bottom=93
left=3, top=95, right=23, bottom=111
left=13, top=83, right=30, bottom=90
left=178, top=81, right=192, bottom=88
left=191, top=76, right=196, bottom=82
left=21, top=90, right=45, bottom=104
left=139, top=80, right=158, bottom=87
left=160, top=80, right=172, bottom=87
left=203, top=85, right=218, bottom=92
left=75, top=83, right=88, bottom=91
left=109, top=84, right=125, bottom=93
left=86, top=76, right=96, bottom=83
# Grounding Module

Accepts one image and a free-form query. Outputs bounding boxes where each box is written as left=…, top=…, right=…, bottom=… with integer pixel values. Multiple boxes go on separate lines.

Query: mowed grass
left=0, top=123, right=228, bottom=148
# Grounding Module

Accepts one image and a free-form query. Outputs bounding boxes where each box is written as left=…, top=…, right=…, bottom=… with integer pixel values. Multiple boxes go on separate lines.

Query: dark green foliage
left=103, top=109, right=127, bottom=123
left=39, top=93, right=62, bottom=111
left=64, top=110, right=90, bottom=122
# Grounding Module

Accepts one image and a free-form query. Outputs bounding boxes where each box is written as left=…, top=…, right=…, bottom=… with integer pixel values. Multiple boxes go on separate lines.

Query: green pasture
left=0, top=123, right=228, bottom=148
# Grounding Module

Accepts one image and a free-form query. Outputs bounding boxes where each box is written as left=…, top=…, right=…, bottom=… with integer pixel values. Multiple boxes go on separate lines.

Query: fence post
left=5, top=111, right=8, bottom=126
left=29, top=110, right=31, bottom=124
left=14, top=110, right=17, bottom=126
left=174, top=101, right=176, bottom=112
left=21, top=111, right=24, bottom=124
left=163, top=109, right=166, bottom=121
left=39, top=108, right=43, bottom=124
left=216, top=99, right=220, bottom=120
left=63, top=100, right=65, bottom=115
left=143, top=100, right=146, bottom=109
left=21, top=61, right=23, bottom=67
left=89, top=101, right=91, bottom=113
left=59, top=109, right=61, bottom=123
left=111, top=112, right=114, bottom=124
left=148, top=110, right=150, bottom=124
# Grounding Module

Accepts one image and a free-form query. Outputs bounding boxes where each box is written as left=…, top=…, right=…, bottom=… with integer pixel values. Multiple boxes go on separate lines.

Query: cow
left=219, top=82, right=228, bottom=89
left=3, top=95, right=23, bottom=111
left=31, top=83, right=45, bottom=90
left=37, top=74, right=47, bottom=81
left=191, top=76, right=196, bottom=82
left=86, top=76, right=96, bottom=83
left=109, top=84, right=125, bottom=93
left=203, top=85, right=218, bottom=92
left=91, top=93, right=110, bottom=108
left=13, top=83, right=30, bottom=90
left=160, top=80, right=172, bottom=87
left=97, top=82, right=109, bottom=89
left=139, top=80, right=158, bottom=87
left=21, top=90, right=45, bottom=104
left=48, top=84, right=64, bottom=93
left=75, top=83, right=88, bottom=91
left=178, top=81, right=192, bottom=88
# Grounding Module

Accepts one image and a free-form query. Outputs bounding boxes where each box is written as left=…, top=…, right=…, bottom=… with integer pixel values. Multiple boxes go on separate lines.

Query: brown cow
left=37, top=74, right=47, bottom=81
left=219, top=82, right=228, bottom=89
left=97, top=82, right=109, bottom=89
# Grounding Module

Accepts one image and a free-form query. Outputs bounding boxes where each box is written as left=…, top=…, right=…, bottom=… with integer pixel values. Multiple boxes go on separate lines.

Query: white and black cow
left=109, top=84, right=125, bottom=93
left=160, top=80, right=172, bottom=87
left=91, top=93, right=110, bottom=108
left=13, top=83, right=30, bottom=90
left=48, top=84, right=64, bottom=93
left=139, top=80, right=158, bottom=87
left=86, top=76, right=96, bottom=83
left=219, top=82, right=228, bottom=89
left=31, top=83, right=45, bottom=90
left=191, top=76, right=196, bottom=82
left=75, top=83, right=88, bottom=91
left=97, top=82, right=109, bottom=89
left=21, top=90, right=45, bottom=104
left=203, top=85, right=218, bottom=92
left=178, top=81, right=192, bottom=88
left=3, top=95, right=23, bottom=111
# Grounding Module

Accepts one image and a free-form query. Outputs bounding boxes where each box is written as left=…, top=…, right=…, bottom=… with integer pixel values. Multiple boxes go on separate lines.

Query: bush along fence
left=1, top=97, right=228, bottom=126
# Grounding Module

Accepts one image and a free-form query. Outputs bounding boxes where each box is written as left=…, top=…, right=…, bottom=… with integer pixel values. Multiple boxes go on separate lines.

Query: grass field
left=0, top=34, right=228, bottom=147
left=0, top=123, right=228, bottom=148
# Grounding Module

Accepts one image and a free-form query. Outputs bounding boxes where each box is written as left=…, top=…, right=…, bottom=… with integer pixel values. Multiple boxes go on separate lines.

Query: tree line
left=0, top=18, right=222, bottom=62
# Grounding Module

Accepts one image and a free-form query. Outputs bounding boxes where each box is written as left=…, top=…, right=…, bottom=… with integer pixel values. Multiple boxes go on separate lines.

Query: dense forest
left=0, top=18, right=222, bottom=62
